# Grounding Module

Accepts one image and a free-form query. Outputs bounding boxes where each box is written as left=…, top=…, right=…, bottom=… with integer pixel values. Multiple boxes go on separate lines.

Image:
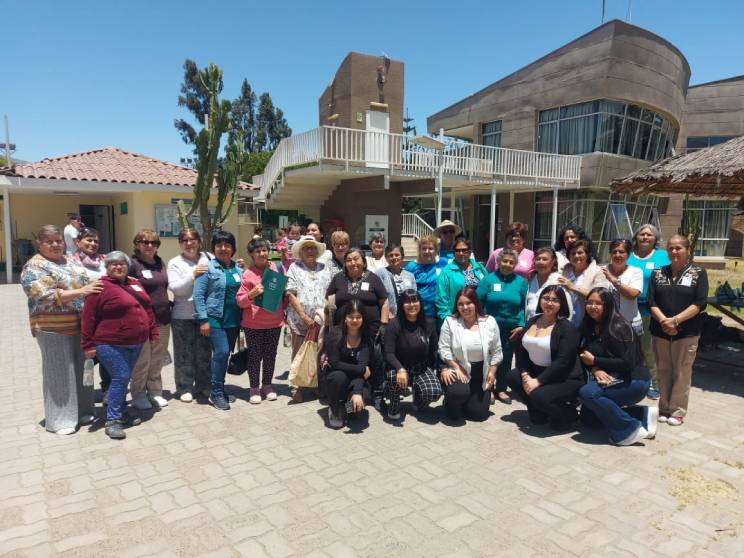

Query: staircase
left=401, top=213, right=434, bottom=262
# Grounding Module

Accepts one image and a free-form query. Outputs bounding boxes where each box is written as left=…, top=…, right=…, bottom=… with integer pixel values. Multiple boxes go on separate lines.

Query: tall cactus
left=678, top=194, right=702, bottom=260
left=177, top=64, right=241, bottom=248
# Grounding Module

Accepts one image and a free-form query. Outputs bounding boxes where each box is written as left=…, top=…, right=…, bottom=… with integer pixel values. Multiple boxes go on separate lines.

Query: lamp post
left=411, top=132, right=446, bottom=223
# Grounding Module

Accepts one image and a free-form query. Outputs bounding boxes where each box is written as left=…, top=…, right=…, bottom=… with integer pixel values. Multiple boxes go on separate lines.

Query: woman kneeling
left=324, top=300, right=380, bottom=428
left=578, top=288, right=657, bottom=445
left=439, top=288, right=502, bottom=421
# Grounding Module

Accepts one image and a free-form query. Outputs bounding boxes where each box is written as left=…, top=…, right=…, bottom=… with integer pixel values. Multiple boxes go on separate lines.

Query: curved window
left=537, top=100, right=678, bottom=161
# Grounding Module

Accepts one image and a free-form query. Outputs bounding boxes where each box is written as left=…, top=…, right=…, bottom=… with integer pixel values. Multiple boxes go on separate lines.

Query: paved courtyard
left=1, top=284, right=743, bottom=557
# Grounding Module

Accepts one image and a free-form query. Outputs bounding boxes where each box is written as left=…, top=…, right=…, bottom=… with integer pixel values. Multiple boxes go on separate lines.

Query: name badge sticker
left=680, top=276, right=692, bottom=287
left=645, top=262, right=654, bottom=270
left=131, top=285, right=143, bottom=292
left=361, top=282, right=370, bottom=291
left=142, top=270, right=153, bottom=279
left=476, top=271, right=484, bottom=280
left=519, top=260, right=527, bottom=268
left=233, top=273, right=241, bottom=282
left=493, top=283, right=502, bottom=292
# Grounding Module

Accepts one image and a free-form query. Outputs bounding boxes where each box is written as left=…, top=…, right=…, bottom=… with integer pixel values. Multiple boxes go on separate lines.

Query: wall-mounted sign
left=356, top=112, right=364, bottom=123
left=119, top=202, right=128, bottom=216
left=365, top=214, right=388, bottom=244
left=155, top=203, right=215, bottom=238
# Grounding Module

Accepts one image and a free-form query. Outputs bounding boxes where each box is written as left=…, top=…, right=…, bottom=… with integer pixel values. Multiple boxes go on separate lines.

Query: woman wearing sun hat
left=434, top=220, right=461, bottom=263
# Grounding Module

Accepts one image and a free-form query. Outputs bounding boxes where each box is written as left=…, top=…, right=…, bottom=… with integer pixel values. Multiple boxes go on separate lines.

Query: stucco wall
left=677, top=77, right=744, bottom=145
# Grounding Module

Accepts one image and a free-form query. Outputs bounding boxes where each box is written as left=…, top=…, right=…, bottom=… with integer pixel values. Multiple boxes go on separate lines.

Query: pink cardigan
left=485, top=248, right=535, bottom=280
left=236, top=263, right=287, bottom=329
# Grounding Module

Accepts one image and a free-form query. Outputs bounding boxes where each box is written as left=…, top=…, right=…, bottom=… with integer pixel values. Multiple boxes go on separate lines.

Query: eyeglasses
left=440, top=229, right=456, bottom=235
left=541, top=297, right=561, bottom=304
left=137, top=240, right=161, bottom=247
left=107, top=262, right=128, bottom=268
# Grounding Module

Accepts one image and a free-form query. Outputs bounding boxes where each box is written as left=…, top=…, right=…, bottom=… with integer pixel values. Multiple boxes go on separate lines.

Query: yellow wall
left=3, top=190, right=243, bottom=267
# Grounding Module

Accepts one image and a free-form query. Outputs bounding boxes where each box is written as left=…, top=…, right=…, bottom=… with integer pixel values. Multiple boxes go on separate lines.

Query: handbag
left=227, top=331, right=248, bottom=376
left=289, top=325, right=319, bottom=388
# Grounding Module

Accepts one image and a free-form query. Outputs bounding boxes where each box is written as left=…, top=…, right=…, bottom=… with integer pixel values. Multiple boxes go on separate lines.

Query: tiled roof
left=0, top=147, right=257, bottom=190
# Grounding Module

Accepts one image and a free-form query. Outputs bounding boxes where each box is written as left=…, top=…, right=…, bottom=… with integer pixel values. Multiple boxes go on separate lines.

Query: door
left=79, top=205, right=114, bottom=253
left=365, top=110, right=390, bottom=168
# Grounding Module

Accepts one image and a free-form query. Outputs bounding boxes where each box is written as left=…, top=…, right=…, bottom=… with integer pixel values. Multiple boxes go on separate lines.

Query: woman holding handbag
left=236, top=238, right=287, bottom=404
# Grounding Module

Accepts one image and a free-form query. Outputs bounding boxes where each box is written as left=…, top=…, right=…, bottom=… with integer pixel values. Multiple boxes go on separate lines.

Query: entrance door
left=365, top=110, right=390, bottom=168
left=79, top=205, right=114, bottom=253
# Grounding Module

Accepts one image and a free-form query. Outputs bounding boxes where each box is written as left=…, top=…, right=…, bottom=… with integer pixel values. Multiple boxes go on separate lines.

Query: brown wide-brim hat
left=292, top=235, right=326, bottom=258
left=434, top=220, right=461, bottom=236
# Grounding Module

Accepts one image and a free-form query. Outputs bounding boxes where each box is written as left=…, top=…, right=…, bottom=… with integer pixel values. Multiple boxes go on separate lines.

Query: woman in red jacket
left=81, top=251, right=158, bottom=440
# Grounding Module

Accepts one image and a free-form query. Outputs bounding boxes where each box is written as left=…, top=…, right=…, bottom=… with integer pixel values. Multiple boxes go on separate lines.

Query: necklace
left=535, top=317, right=555, bottom=330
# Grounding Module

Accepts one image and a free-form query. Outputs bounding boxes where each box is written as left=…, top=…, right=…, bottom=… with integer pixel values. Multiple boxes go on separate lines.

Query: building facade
left=428, top=19, right=744, bottom=261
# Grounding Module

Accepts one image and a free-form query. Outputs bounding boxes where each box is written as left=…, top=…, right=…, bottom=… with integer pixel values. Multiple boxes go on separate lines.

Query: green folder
left=254, top=267, right=288, bottom=313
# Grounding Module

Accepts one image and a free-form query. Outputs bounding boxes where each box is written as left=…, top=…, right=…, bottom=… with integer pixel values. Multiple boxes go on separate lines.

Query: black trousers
left=325, top=370, right=371, bottom=415
left=442, top=362, right=490, bottom=421
left=507, top=367, right=583, bottom=426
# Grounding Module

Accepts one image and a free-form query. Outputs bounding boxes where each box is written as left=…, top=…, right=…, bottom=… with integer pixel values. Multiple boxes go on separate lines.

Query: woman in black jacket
left=383, top=289, right=442, bottom=421
left=324, top=299, right=380, bottom=429
left=508, top=285, right=584, bottom=430
left=578, top=288, right=657, bottom=445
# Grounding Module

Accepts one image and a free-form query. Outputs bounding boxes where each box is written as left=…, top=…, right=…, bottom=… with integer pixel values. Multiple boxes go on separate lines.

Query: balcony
left=253, top=126, right=582, bottom=210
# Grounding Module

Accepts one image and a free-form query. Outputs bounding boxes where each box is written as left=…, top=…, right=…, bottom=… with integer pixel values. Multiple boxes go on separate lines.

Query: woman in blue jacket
left=193, top=230, right=242, bottom=411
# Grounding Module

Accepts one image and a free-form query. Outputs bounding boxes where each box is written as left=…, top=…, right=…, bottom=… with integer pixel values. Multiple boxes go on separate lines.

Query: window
left=685, top=135, right=737, bottom=153
left=481, top=121, right=502, bottom=148
left=682, top=200, right=734, bottom=257
left=537, top=100, right=677, bottom=161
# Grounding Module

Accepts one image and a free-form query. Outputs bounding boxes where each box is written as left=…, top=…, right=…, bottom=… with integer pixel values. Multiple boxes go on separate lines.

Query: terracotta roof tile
left=0, top=147, right=258, bottom=190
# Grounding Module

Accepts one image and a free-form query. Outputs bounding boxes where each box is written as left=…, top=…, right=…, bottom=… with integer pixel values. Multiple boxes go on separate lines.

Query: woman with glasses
left=22, top=225, right=103, bottom=435
left=81, top=251, right=157, bottom=439
left=129, top=230, right=171, bottom=411
left=627, top=224, right=670, bottom=400
left=434, top=220, right=461, bottom=262
left=485, top=222, right=535, bottom=280
left=578, top=288, right=656, bottom=446
left=439, top=287, right=502, bottom=421
left=601, top=239, right=643, bottom=334
left=508, top=285, right=584, bottom=430
left=167, top=228, right=212, bottom=403
left=558, top=239, right=609, bottom=327
left=436, top=238, right=487, bottom=328
left=383, top=289, right=441, bottom=420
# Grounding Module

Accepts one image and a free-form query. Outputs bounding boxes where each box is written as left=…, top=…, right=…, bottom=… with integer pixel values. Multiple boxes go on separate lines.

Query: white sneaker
left=56, top=427, right=76, bottom=436
left=645, top=407, right=658, bottom=439
left=131, top=395, right=152, bottom=410
left=667, top=415, right=684, bottom=426
left=328, top=408, right=343, bottom=429
left=616, top=426, right=648, bottom=446
left=151, top=395, right=168, bottom=408
left=79, top=415, right=95, bottom=425
left=180, top=392, right=193, bottom=403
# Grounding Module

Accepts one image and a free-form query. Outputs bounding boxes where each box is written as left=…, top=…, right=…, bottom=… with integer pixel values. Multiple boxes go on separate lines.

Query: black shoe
left=105, top=421, right=126, bottom=439
left=209, top=392, right=231, bottom=411
left=122, top=413, right=142, bottom=427
left=529, top=414, right=549, bottom=425
left=102, top=390, right=109, bottom=406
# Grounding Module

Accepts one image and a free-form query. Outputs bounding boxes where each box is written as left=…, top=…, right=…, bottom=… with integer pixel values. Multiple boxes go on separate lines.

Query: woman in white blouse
left=601, top=239, right=643, bottom=333
left=438, top=287, right=503, bottom=421
left=558, top=239, right=609, bottom=327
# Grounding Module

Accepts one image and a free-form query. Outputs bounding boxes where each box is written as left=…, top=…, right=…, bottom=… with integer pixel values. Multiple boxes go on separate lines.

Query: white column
left=551, top=187, right=559, bottom=246
left=489, top=183, right=497, bottom=254
left=508, top=191, right=515, bottom=224
left=3, top=187, right=11, bottom=284
left=436, top=174, right=443, bottom=225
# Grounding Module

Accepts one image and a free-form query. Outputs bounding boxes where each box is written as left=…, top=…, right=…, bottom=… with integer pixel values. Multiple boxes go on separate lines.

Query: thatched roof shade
left=611, top=135, right=744, bottom=197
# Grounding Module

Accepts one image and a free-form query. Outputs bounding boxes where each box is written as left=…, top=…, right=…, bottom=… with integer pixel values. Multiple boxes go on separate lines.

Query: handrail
left=401, top=213, right=434, bottom=240
left=255, top=125, right=582, bottom=202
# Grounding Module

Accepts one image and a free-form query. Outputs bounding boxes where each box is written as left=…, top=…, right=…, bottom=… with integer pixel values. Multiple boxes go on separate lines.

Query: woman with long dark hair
left=324, top=299, right=381, bottom=428
left=508, top=285, right=584, bottom=430
left=578, top=288, right=657, bottom=445
left=438, top=287, right=502, bottom=421
left=383, top=289, right=441, bottom=420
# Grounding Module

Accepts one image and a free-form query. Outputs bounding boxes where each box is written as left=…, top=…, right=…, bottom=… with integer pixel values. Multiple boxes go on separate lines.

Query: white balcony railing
left=401, top=213, right=434, bottom=239
left=255, top=126, right=582, bottom=201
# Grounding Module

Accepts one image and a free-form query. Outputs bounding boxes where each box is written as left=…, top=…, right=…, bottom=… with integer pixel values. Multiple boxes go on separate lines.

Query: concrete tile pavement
left=0, top=284, right=743, bottom=557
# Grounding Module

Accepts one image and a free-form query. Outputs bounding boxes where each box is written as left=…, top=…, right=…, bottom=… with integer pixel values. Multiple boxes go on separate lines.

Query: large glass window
left=537, top=100, right=677, bottom=161
left=683, top=199, right=734, bottom=257
left=685, top=135, right=737, bottom=153
left=481, top=121, right=502, bottom=148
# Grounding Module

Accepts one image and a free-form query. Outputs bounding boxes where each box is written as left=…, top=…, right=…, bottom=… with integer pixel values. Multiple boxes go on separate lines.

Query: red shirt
left=81, top=276, right=159, bottom=351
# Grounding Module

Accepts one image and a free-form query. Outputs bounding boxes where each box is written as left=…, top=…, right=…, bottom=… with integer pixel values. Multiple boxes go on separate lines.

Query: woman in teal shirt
left=194, top=230, right=242, bottom=411
left=436, top=238, right=487, bottom=327
left=476, top=248, right=527, bottom=404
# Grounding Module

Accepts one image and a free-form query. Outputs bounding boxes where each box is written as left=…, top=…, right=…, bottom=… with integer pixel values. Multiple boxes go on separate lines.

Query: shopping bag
left=288, top=326, right=319, bottom=388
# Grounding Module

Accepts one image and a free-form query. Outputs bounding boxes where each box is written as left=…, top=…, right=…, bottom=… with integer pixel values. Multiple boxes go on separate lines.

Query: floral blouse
left=285, top=261, right=331, bottom=336
left=21, top=254, right=90, bottom=336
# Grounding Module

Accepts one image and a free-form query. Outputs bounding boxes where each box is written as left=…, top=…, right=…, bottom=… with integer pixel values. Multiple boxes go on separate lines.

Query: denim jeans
left=96, top=344, right=143, bottom=422
left=209, top=327, right=239, bottom=396
left=579, top=378, right=650, bottom=443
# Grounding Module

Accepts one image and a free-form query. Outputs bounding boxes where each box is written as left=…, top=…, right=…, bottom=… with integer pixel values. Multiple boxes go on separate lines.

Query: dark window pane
left=620, top=118, right=639, bottom=156
left=599, top=100, right=625, bottom=115
left=481, top=121, right=502, bottom=135
left=626, top=104, right=642, bottom=119
left=538, top=122, right=558, bottom=153
left=634, top=123, right=652, bottom=159
left=559, top=114, right=597, bottom=155
left=641, top=109, right=654, bottom=123
left=710, top=135, right=736, bottom=146
left=646, top=127, right=661, bottom=160
left=539, top=108, right=559, bottom=123
left=686, top=136, right=710, bottom=149
left=595, top=113, right=623, bottom=153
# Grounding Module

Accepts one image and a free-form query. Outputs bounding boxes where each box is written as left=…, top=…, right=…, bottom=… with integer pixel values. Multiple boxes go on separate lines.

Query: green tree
left=242, top=151, right=273, bottom=182
left=230, top=79, right=257, bottom=153
left=0, top=156, right=8, bottom=167
left=255, top=93, right=291, bottom=151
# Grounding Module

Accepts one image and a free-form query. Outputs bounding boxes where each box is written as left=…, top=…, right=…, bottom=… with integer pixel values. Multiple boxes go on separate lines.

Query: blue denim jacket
left=193, top=258, right=241, bottom=321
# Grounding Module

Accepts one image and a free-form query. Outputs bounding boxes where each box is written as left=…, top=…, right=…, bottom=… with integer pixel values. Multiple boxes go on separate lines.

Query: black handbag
left=227, top=331, right=248, bottom=376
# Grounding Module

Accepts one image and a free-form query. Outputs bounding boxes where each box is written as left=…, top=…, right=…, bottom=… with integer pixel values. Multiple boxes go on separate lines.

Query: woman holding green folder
left=237, top=238, right=287, bottom=404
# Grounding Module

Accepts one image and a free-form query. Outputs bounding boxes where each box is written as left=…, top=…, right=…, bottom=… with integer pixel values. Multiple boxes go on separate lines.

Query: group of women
left=22, top=218, right=707, bottom=445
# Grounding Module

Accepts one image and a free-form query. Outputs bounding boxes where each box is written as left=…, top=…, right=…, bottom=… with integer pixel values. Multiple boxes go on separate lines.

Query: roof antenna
left=627, top=0, right=632, bottom=22
left=601, top=0, right=606, bottom=23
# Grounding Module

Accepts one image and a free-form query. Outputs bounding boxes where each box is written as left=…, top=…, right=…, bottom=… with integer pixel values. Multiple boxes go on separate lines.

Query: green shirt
left=476, top=271, right=528, bottom=329
left=435, top=259, right=487, bottom=326
left=209, top=263, right=241, bottom=329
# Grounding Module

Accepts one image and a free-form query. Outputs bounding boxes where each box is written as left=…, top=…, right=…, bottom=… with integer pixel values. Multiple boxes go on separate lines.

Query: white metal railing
left=255, top=126, right=582, bottom=201
left=401, top=213, right=434, bottom=239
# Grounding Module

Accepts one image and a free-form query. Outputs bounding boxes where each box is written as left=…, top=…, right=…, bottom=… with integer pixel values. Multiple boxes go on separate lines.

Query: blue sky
left=4, top=0, right=743, bottom=164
